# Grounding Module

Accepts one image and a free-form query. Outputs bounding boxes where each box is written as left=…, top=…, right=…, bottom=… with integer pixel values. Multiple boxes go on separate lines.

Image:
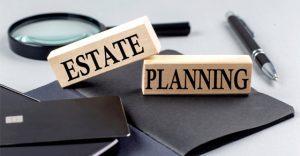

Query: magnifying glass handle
left=152, top=22, right=190, bottom=37
left=107, top=22, right=190, bottom=37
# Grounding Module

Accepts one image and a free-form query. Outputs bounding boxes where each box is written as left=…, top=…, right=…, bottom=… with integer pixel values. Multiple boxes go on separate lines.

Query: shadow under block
left=47, top=16, right=161, bottom=88
left=142, top=55, right=253, bottom=95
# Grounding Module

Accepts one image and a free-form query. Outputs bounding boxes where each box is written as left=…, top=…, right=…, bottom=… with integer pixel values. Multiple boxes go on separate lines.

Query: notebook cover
left=0, top=85, right=120, bottom=156
left=0, top=88, right=130, bottom=146
left=15, top=50, right=294, bottom=155
left=23, top=80, right=295, bottom=156
left=64, top=49, right=294, bottom=155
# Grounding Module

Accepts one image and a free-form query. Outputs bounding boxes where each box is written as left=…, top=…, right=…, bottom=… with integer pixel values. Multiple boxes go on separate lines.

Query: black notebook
left=5, top=50, right=294, bottom=156
left=62, top=49, right=293, bottom=155
left=0, top=85, right=127, bottom=156
left=0, top=86, right=129, bottom=146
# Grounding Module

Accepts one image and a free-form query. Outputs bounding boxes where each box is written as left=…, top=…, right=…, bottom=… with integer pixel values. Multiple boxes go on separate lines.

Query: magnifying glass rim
left=8, top=13, right=106, bottom=60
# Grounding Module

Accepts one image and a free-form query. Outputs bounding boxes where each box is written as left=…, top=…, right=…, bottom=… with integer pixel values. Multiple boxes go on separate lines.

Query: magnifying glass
left=8, top=13, right=190, bottom=60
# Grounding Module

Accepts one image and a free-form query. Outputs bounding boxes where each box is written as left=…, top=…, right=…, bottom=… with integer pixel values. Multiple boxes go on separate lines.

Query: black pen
left=226, top=12, right=278, bottom=80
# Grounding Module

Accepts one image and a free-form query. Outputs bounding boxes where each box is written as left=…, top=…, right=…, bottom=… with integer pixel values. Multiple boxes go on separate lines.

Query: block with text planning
left=142, top=55, right=252, bottom=95
left=48, top=16, right=161, bottom=88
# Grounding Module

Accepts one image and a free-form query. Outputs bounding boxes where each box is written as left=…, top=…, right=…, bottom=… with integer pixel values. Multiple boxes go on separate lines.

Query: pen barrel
left=255, top=53, right=271, bottom=67
left=227, top=15, right=260, bottom=52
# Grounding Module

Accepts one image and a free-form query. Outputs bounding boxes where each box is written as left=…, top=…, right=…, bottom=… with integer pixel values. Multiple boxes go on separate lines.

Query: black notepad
left=0, top=85, right=129, bottom=146
left=11, top=50, right=294, bottom=156
left=0, top=85, right=121, bottom=156
left=64, top=50, right=294, bottom=155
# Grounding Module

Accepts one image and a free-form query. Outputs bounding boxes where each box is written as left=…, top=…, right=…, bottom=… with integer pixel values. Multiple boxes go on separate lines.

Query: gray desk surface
left=0, top=0, right=299, bottom=155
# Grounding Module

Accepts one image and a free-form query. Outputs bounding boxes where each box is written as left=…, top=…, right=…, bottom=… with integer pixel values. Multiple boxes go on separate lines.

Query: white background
left=0, top=0, right=299, bottom=155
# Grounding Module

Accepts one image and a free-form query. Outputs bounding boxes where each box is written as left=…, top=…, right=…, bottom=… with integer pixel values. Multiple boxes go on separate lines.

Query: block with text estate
left=142, top=55, right=252, bottom=95
left=48, top=16, right=161, bottom=88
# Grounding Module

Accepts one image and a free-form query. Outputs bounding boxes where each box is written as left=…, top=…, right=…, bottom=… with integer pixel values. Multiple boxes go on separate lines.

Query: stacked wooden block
left=48, top=16, right=252, bottom=95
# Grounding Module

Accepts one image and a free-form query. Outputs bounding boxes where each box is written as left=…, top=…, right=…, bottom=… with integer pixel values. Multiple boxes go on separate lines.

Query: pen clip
left=239, top=18, right=255, bottom=37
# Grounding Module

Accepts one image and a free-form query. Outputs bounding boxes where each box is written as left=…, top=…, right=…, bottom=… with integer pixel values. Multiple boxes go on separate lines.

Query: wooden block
left=142, top=55, right=252, bottom=95
left=48, top=16, right=161, bottom=88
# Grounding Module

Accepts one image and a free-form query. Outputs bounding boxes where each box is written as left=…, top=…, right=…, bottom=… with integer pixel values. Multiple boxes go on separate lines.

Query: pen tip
left=225, top=11, right=235, bottom=18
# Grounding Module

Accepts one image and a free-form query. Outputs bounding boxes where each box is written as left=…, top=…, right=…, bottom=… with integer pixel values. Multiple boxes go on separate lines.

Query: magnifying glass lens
left=11, top=18, right=101, bottom=46
left=8, top=13, right=190, bottom=60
